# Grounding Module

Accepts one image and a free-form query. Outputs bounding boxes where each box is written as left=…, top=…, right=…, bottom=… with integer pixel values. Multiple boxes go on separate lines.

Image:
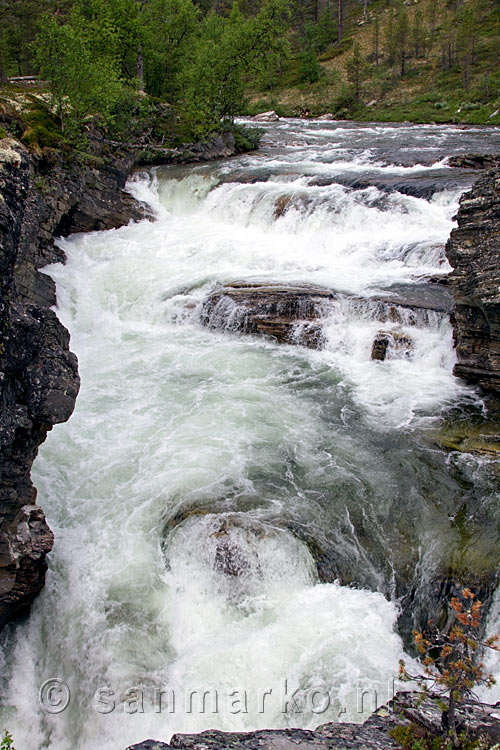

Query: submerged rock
left=429, top=419, right=500, bottom=458
left=199, top=282, right=449, bottom=351
left=445, top=169, right=500, bottom=394
left=371, top=331, right=413, bottom=361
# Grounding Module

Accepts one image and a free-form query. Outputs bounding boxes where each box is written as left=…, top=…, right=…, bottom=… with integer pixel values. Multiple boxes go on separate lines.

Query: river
left=1, top=119, right=500, bottom=750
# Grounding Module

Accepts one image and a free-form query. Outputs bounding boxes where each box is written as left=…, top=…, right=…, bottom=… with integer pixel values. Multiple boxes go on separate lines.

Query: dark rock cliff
left=446, top=169, right=500, bottom=394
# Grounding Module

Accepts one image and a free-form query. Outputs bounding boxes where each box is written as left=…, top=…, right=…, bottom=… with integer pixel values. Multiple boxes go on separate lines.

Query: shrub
left=399, top=589, right=499, bottom=748
left=1, top=730, right=15, bottom=750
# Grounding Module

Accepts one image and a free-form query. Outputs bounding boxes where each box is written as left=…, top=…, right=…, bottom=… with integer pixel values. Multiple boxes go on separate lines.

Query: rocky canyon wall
left=446, top=169, right=500, bottom=395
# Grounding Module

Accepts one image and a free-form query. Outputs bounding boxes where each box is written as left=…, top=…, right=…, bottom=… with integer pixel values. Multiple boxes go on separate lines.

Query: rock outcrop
left=128, top=131, right=246, bottom=167
left=445, top=169, right=500, bottom=394
left=126, top=692, right=500, bottom=750
left=200, top=282, right=333, bottom=348
left=199, top=281, right=451, bottom=350
left=448, top=153, right=500, bottom=170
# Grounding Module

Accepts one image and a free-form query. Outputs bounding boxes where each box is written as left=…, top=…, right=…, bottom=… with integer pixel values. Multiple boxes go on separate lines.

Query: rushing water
left=2, top=120, right=500, bottom=749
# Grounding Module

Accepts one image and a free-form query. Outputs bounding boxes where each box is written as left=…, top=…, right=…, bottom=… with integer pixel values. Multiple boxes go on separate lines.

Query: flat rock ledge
left=199, top=281, right=452, bottom=351
left=126, top=692, right=500, bottom=750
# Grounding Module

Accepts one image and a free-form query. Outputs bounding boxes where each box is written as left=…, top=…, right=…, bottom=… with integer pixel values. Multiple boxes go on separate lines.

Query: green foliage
left=316, top=6, right=338, bottom=52
left=1, top=730, right=15, bottom=750
left=178, top=0, right=291, bottom=138
left=230, top=122, right=262, bottom=151
left=299, top=46, right=321, bottom=84
left=20, top=96, right=64, bottom=151
left=143, top=0, right=200, bottom=100
left=346, top=41, right=367, bottom=101
left=34, top=6, right=128, bottom=139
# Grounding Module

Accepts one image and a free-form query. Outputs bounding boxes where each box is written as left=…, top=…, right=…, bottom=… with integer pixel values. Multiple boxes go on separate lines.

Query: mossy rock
left=430, top=420, right=500, bottom=458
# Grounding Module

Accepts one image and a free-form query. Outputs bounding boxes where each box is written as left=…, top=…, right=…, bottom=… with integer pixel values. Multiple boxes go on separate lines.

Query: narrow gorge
left=1, top=119, right=500, bottom=750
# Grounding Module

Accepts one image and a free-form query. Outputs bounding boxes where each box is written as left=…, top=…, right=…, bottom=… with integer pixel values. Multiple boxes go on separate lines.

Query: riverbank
left=127, top=691, right=500, bottom=750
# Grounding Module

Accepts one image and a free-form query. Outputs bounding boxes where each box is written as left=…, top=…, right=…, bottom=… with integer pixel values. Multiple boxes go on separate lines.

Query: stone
left=199, top=282, right=333, bottom=348
left=448, top=153, right=500, bottom=170
left=127, top=692, right=500, bottom=750
left=371, top=331, right=413, bottom=362
left=252, top=111, right=280, bottom=122
left=445, top=168, right=500, bottom=394
left=317, top=113, right=335, bottom=120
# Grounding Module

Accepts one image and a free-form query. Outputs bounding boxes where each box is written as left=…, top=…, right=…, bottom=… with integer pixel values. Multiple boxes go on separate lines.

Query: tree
left=178, top=0, right=291, bottom=137
left=0, top=0, right=72, bottom=77
left=346, top=40, right=365, bottom=101
left=457, top=2, right=479, bottom=92
left=337, top=0, right=344, bottom=43
left=384, top=6, right=396, bottom=66
left=372, top=9, right=380, bottom=67
left=316, top=5, right=337, bottom=51
left=411, top=8, right=425, bottom=59
left=299, top=22, right=321, bottom=82
left=395, top=3, right=409, bottom=76
left=34, top=7, right=127, bottom=136
left=142, top=0, right=199, bottom=100
left=399, top=588, right=499, bottom=748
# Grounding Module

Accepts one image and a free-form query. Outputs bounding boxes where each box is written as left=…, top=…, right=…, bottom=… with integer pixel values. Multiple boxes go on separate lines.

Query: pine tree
left=411, top=8, right=425, bottom=59
left=384, top=6, right=396, bottom=66
left=395, top=4, right=409, bottom=76
left=372, top=9, right=380, bottom=67
left=346, top=40, right=365, bottom=101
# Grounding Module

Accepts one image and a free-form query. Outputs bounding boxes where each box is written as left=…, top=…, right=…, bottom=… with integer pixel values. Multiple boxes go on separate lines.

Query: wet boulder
left=448, top=153, right=500, bottom=170
left=199, top=282, right=333, bottom=348
left=251, top=110, right=279, bottom=122
left=371, top=331, right=413, bottom=361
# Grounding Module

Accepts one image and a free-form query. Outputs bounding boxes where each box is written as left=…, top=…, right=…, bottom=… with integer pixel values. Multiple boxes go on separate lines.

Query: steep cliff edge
left=446, top=170, right=500, bottom=394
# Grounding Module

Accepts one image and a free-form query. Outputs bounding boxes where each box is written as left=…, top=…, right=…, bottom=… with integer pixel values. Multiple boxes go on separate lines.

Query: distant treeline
left=1, top=0, right=500, bottom=135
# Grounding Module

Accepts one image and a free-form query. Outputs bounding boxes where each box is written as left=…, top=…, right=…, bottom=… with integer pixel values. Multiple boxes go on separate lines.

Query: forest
left=1, top=0, right=500, bottom=147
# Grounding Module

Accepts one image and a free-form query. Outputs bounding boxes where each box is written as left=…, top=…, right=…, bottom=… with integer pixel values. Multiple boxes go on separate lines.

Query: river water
left=2, top=119, right=500, bottom=749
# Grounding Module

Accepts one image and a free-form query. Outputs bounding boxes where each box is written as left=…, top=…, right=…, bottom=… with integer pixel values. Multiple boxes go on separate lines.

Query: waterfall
left=2, top=118, right=500, bottom=750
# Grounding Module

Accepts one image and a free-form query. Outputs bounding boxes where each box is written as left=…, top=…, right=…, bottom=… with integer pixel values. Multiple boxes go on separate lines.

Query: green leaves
left=178, top=0, right=291, bottom=137
left=34, top=2, right=132, bottom=138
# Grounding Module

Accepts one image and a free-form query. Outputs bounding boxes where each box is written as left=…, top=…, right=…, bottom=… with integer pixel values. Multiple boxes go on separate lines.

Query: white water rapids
left=2, top=119, right=500, bottom=750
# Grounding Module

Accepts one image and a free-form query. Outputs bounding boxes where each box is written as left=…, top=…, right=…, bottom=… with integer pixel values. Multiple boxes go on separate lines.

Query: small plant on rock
left=399, top=589, right=500, bottom=748
left=1, top=730, right=15, bottom=750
